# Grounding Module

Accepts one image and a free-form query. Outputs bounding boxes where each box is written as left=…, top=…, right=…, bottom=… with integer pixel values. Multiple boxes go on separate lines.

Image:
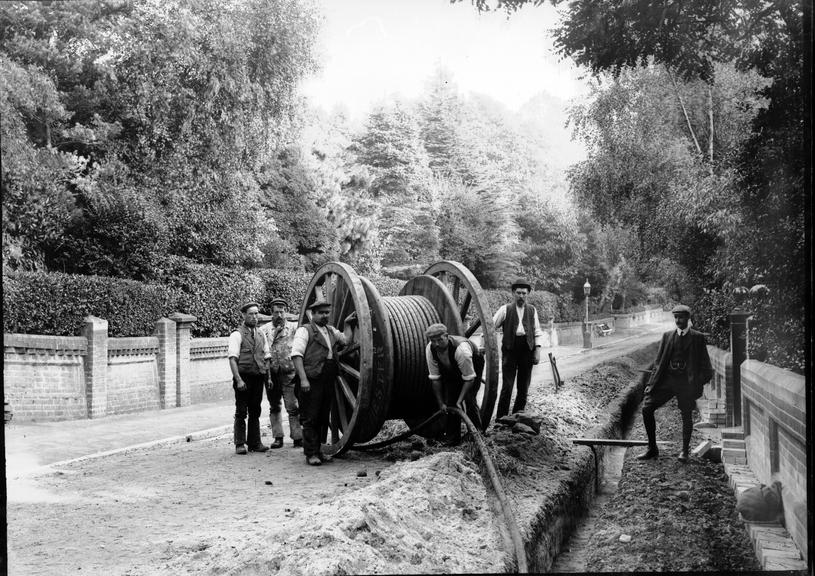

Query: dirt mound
left=147, top=452, right=503, bottom=575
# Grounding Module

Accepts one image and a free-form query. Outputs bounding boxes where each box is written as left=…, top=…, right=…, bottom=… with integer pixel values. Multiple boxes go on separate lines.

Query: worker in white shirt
left=492, top=279, right=544, bottom=418
left=290, top=298, right=354, bottom=466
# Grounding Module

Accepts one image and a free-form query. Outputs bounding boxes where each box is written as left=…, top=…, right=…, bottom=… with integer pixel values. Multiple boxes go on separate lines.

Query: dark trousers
left=442, top=376, right=483, bottom=444
left=295, top=361, right=337, bottom=457
left=497, top=336, right=535, bottom=418
left=642, top=372, right=695, bottom=450
left=233, top=371, right=265, bottom=447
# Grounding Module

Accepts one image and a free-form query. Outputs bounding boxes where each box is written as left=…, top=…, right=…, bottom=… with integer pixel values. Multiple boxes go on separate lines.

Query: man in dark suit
left=637, top=304, right=714, bottom=462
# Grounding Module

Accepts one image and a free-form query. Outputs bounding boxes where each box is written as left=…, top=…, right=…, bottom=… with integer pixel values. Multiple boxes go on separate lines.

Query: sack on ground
left=736, top=481, right=783, bottom=523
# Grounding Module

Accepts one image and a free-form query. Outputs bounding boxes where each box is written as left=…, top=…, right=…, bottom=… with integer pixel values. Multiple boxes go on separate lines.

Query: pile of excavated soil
left=583, top=402, right=762, bottom=572
left=139, top=452, right=504, bottom=575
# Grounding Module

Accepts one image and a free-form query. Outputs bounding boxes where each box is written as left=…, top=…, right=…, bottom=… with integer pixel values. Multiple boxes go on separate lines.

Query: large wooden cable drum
left=298, top=260, right=498, bottom=456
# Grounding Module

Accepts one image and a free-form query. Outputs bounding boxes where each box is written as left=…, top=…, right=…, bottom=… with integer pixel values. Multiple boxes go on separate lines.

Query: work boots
left=636, top=446, right=659, bottom=460
left=247, top=418, right=268, bottom=452
left=637, top=408, right=659, bottom=460
left=678, top=410, right=693, bottom=462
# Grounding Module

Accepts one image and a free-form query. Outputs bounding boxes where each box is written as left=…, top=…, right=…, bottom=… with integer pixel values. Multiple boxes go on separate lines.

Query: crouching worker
left=228, top=302, right=271, bottom=455
left=260, top=298, right=303, bottom=449
left=425, top=323, right=484, bottom=446
left=290, top=298, right=353, bottom=466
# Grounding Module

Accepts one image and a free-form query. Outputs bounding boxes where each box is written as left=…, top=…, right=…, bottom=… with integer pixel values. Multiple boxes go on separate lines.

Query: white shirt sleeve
left=454, top=342, right=477, bottom=381
left=492, top=305, right=506, bottom=331
left=228, top=331, right=242, bottom=358
left=532, top=307, right=545, bottom=347
left=262, top=329, right=271, bottom=358
left=426, top=343, right=441, bottom=380
left=290, top=326, right=309, bottom=358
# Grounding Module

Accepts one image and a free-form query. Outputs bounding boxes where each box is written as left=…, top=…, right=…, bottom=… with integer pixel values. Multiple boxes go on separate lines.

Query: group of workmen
left=229, top=278, right=712, bottom=466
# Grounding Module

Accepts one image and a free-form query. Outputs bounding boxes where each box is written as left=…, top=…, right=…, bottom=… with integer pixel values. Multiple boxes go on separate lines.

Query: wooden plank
left=571, top=438, right=671, bottom=446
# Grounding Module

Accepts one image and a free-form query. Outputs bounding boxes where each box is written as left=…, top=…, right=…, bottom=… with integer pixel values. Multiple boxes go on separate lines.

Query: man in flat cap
left=260, top=297, right=302, bottom=449
left=492, top=278, right=545, bottom=418
left=425, top=323, right=484, bottom=446
left=290, top=298, right=353, bottom=466
left=637, top=304, right=714, bottom=462
left=228, top=302, right=271, bottom=454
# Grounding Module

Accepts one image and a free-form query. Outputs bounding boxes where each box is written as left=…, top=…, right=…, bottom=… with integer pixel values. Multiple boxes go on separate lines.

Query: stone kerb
left=82, top=316, right=108, bottom=418
left=170, top=312, right=197, bottom=407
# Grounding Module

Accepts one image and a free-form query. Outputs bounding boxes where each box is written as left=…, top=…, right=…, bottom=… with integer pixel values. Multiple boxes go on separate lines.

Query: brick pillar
left=170, top=313, right=197, bottom=407
left=729, top=310, right=751, bottom=427
left=154, top=318, right=177, bottom=409
left=82, top=316, right=108, bottom=419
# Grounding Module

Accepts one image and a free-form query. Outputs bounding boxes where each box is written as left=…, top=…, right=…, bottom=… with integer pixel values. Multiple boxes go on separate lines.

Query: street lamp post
left=582, top=279, right=592, bottom=349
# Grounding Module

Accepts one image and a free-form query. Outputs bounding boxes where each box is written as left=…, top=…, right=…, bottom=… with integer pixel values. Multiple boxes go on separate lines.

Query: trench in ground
left=549, top=444, right=628, bottom=573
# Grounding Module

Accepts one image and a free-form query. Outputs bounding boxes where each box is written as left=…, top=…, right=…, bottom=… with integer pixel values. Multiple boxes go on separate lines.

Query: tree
left=436, top=175, right=522, bottom=288
left=257, top=147, right=339, bottom=271
left=0, top=0, right=321, bottom=275
left=351, top=102, right=439, bottom=267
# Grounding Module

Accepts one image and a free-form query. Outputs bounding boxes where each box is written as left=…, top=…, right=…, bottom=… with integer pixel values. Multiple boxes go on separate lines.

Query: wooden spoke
left=336, top=374, right=357, bottom=412
left=337, top=285, right=353, bottom=326
left=338, top=361, right=360, bottom=382
left=465, top=317, right=481, bottom=338
left=334, top=380, right=350, bottom=431
left=452, top=277, right=461, bottom=304
left=329, top=401, right=341, bottom=443
left=459, top=291, right=472, bottom=322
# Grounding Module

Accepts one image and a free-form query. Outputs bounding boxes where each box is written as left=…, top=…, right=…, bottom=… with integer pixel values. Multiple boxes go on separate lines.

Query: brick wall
left=106, top=337, right=161, bottom=415
left=3, top=334, right=87, bottom=421
left=701, top=346, right=731, bottom=426
left=189, top=338, right=233, bottom=404
left=741, top=360, right=807, bottom=560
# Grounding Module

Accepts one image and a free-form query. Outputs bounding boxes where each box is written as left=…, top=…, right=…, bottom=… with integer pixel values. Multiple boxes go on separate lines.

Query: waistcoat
left=503, top=304, right=535, bottom=352
left=236, top=324, right=267, bottom=375
left=302, top=323, right=338, bottom=379
left=431, top=335, right=484, bottom=382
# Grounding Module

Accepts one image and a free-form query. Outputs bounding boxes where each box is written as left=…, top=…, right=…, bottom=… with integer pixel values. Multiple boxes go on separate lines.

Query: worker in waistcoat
left=636, top=304, right=714, bottom=462
left=259, top=297, right=302, bottom=449
left=492, top=279, right=544, bottom=418
left=228, top=302, right=271, bottom=455
left=425, top=323, right=484, bottom=446
left=290, top=298, right=353, bottom=466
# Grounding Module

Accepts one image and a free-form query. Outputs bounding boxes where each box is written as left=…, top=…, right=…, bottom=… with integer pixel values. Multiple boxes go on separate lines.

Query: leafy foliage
left=2, top=271, right=180, bottom=337
left=1, top=0, right=320, bottom=274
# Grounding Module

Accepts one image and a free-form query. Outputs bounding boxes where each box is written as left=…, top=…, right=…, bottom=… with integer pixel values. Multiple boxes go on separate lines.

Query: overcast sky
left=301, top=0, right=590, bottom=120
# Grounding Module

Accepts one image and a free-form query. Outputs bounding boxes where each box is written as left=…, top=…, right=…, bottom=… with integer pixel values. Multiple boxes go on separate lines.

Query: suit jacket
left=647, top=328, right=714, bottom=399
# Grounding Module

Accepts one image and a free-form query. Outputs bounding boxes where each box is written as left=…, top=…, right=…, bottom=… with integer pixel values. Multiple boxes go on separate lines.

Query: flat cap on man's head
left=511, top=278, right=533, bottom=292
left=425, top=323, right=448, bottom=338
left=240, top=301, right=260, bottom=313
left=270, top=297, right=288, bottom=309
left=671, top=304, right=691, bottom=315
left=308, top=298, right=331, bottom=311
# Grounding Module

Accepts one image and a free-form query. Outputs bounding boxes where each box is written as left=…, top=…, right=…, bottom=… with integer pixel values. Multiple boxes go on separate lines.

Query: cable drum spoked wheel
left=422, top=261, right=499, bottom=430
left=298, top=262, right=376, bottom=456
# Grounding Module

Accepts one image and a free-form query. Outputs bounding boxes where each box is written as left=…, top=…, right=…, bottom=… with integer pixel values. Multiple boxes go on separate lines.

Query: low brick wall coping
left=3, top=333, right=87, bottom=354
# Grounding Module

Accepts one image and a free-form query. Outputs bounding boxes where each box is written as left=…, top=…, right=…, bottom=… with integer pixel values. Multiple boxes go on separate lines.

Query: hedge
left=3, top=264, right=586, bottom=339
left=3, top=271, right=180, bottom=337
